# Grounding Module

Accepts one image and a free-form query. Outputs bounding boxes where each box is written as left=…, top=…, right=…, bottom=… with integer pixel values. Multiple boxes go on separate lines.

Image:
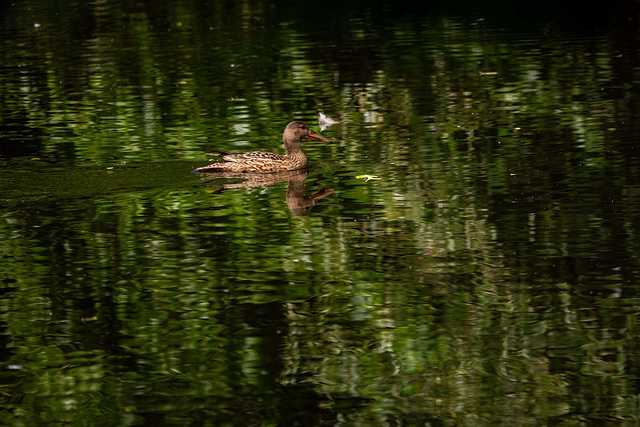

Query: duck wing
left=208, top=151, right=286, bottom=163
left=224, top=151, right=286, bottom=163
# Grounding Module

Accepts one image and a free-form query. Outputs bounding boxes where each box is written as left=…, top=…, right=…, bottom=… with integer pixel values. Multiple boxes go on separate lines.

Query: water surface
left=1, top=0, right=640, bottom=424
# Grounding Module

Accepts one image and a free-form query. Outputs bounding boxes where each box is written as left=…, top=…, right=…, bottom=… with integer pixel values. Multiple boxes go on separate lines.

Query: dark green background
left=1, top=0, right=639, bottom=424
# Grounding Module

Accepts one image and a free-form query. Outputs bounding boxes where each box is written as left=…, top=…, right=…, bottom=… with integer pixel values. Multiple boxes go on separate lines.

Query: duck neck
left=286, top=178, right=305, bottom=200
left=284, top=140, right=308, bottom=166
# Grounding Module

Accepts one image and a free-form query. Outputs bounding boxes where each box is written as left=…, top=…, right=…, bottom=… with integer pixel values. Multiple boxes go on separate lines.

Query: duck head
left=284, top=121, right=332, bottom=145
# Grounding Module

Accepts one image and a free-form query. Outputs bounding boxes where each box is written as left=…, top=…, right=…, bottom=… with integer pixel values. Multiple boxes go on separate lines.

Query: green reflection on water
left=1, top=0, right=640, bottom=425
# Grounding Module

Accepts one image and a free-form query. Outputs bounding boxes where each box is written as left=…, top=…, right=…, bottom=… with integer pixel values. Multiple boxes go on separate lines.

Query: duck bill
left=307, top=130, right=332, bottom=143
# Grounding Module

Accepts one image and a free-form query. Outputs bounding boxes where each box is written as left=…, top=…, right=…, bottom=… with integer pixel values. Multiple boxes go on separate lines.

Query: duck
left=195, top=121, right=331, bottom=173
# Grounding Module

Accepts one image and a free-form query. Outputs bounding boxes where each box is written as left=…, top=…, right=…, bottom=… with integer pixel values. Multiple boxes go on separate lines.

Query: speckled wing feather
left=220, top=151, right=287, bottom=163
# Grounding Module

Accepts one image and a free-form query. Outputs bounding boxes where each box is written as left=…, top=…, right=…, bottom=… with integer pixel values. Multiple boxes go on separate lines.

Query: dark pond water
left=2, top=0, right=640, bottom=424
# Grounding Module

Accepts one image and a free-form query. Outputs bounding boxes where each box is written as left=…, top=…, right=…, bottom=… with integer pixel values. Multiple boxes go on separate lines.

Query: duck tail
left=193, top=163, right=228, bottom=173
left=191, top=152, right=228, bottom=173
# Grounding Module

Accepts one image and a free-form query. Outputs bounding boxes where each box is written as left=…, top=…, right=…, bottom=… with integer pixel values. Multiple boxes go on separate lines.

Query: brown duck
left=195, top=121, right=331, bottom=173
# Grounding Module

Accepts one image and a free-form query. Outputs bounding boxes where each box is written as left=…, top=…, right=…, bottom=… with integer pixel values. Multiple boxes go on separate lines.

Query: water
left=1, top=0, right=640, bottom=424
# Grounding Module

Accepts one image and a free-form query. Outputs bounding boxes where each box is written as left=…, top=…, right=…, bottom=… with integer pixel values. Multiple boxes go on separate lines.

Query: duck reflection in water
left=199, top=169, right=334, bottom=216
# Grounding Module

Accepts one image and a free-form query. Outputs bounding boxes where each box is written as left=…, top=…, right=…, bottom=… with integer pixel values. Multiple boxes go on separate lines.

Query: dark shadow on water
left=198, top=169, right=334, bottom=216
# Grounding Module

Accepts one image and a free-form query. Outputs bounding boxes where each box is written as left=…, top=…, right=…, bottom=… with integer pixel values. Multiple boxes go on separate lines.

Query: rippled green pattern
left=1, top=0, right=640, bottom=424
